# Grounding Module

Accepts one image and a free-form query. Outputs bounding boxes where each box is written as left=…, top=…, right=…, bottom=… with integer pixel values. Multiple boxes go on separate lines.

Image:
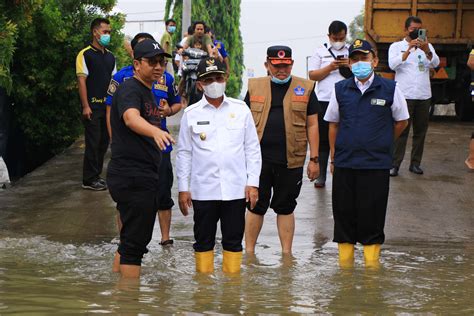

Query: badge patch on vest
left=371, top=98, right=387, bottom=106
left=294, top=85, right=305, bottom=96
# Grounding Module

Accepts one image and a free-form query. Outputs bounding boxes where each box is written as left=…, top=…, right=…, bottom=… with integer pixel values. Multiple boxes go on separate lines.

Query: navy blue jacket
left=334, top=75, right=396, bottom=169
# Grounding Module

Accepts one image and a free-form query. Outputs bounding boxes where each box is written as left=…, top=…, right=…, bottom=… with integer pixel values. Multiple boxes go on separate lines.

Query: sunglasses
left=140, top=57, right=166, bottom=67
left=201, top=75, right=226, bottom=85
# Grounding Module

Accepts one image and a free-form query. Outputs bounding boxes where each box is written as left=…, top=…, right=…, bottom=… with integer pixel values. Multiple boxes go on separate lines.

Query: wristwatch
left=309, top=156, right=319, bottom=163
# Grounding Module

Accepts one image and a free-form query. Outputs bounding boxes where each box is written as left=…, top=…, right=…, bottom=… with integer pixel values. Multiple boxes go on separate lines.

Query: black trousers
left=83, top=109, right=109, bottom=184
left=317, top=101, right=330, bottom=183
left=107, top=174, right=159, bottom=265
left=332, top=167, right=390, bottom=245
left=192, top=199, right=246, bottom=252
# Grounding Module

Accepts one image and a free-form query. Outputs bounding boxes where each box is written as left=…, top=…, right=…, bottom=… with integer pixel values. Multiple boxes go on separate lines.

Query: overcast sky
left=116, top=0, right=364, bottom=96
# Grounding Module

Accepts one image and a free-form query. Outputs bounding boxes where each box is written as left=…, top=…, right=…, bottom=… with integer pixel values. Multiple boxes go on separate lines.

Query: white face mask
left=330, top=41, right=345, bottom=51
left=202, top=82, right=226, bottom=98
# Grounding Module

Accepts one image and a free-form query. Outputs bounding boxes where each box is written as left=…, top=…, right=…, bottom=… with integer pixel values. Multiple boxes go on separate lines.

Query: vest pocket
left=294, top=131, right=307, bottom=156
left=291, top=102, right=307, bottom=127
left=250, top=102, right=264, bottom=125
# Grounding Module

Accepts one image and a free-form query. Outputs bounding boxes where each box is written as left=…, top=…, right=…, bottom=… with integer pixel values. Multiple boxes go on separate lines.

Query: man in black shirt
left=107, top=39, right=174, bottom=278
left=245, top=46, right=320, bottom=254
left=76, top=18, right=116, bottom=190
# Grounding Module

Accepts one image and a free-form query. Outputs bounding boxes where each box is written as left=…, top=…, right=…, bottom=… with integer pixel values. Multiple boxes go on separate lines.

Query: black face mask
left=408, top=29, right=419, bottom=40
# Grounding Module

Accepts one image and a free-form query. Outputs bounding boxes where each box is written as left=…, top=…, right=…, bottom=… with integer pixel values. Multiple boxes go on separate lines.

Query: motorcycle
left=181, top=48, right=208, bottom=105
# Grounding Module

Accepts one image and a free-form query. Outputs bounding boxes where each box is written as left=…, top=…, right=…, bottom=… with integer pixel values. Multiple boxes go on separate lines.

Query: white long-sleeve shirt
left=308, top=43, right=350, bottom=102
left=176, top=95, right=262, bottom=201
left=388, top=39, right=440, bottom=100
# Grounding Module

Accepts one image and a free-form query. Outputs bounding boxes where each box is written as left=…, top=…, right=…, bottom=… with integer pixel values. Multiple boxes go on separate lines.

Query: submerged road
left=0, top=119, right=473, bottom=314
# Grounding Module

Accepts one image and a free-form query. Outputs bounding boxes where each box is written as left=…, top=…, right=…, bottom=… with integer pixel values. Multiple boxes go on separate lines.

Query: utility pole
left=182, top=0, right=192, bottom=38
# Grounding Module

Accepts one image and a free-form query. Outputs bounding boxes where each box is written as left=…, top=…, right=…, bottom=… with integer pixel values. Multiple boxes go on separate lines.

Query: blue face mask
left=351, top=61, right=373, bottom=80
left=271, top=75, right=292, bottom=85
left=168, top=25, right=176, bottom=33
left=99, top=34, right=111, bottom=47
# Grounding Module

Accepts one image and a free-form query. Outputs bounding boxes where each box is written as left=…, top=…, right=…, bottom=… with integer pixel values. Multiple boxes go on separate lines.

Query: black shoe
left=389, top=166, right=399, bottom=177
left=82, top=180, right=107, bottom=191
left=159, top=239, right=174, bottom=247
left=97, top=177, right=107, bottom=188
left=314, top=178, right=326, bottom=188
left=409, top=165, right=424, bottom=175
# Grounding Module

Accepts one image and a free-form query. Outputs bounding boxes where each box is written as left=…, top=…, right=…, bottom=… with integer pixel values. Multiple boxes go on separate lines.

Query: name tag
left=197, top=121, right=210, bottom=125
left=371, top=98, right=386, bottom=106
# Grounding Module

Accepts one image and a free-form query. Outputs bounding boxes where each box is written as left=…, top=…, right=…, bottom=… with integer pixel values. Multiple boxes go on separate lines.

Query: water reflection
left=0, top=236, right=473, bottom=313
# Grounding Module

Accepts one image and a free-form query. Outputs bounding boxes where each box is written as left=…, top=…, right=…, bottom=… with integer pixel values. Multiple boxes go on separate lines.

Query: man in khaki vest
left=244, top=46, right=321, bottom=254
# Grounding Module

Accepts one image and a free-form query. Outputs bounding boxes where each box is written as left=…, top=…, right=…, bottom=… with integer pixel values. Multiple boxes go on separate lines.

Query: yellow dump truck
left=365, top=0, right=474, bottom=120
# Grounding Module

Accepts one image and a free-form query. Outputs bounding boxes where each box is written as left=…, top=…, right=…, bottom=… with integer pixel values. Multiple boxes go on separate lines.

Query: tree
left=165, top=0, right=244, bottom=98
left=348, top=7, right=365, bottom=43
left=0, top=0, right=127, bottom=174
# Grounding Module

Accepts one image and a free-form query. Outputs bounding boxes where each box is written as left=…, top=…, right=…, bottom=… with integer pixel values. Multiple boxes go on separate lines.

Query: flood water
left=0, top=121, right=473, bottom=314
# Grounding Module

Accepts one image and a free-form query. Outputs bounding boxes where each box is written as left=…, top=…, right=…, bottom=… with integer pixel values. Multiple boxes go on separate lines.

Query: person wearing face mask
left=161, top=18, right=177, bottom=76
left=388, top=16, right=440, bottom=176
left=244, top=46, right=321, bottom=255
left=176, top=57, right=261, bottom=274
left=325, top=39, right=409, bottom=268
left=76, top=18, right=116, bottom=191
left=308, top=20, right=351, bottom=189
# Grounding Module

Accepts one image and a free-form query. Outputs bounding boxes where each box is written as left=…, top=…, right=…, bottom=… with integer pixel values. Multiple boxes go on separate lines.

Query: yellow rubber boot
left=195, top=250, right=214, bottom=273
left=338, top=243, right=355, bottom=268
left=363, top=244, right=381, bottom=268
left=222, top=250, right=243, bottom=274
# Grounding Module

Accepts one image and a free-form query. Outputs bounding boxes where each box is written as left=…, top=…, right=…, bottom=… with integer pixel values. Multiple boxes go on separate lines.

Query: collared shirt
left=177, top=95, right=262, bottom=201
left=324, top=73, right=409, bottom=123
left=76, top=44, right=116, bottom=111
left=388, top=39, right=440, bottom=100
left=308, top=43, right=350, bottom=102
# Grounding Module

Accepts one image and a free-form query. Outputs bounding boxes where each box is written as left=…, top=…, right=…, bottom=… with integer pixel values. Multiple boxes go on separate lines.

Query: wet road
left=0, top=119, right=473, bottom=314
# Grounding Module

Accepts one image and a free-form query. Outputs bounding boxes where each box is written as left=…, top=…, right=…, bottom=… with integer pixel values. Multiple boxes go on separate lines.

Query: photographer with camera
left=388, top=16, right=439, bottom=177
left=308, top=21, right=351, bottom=188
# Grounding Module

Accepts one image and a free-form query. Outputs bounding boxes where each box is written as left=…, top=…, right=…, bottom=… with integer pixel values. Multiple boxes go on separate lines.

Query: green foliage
left=165, top=0, right=244, bottom=98
left=348, top=7, right=365, bottom=43
left=0, top=19, right=18, bottom=93
left=1, top=0, right=126, bottom=155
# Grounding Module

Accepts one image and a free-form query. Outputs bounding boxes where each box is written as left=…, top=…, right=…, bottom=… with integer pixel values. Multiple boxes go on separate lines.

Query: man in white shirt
left=308, top=20, right=351, bottom=188
left=388, top=16, right=440, bottom=176
left=176, top=57, right=261, bottom=274
left=325, top=39, right=409, bottom=268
